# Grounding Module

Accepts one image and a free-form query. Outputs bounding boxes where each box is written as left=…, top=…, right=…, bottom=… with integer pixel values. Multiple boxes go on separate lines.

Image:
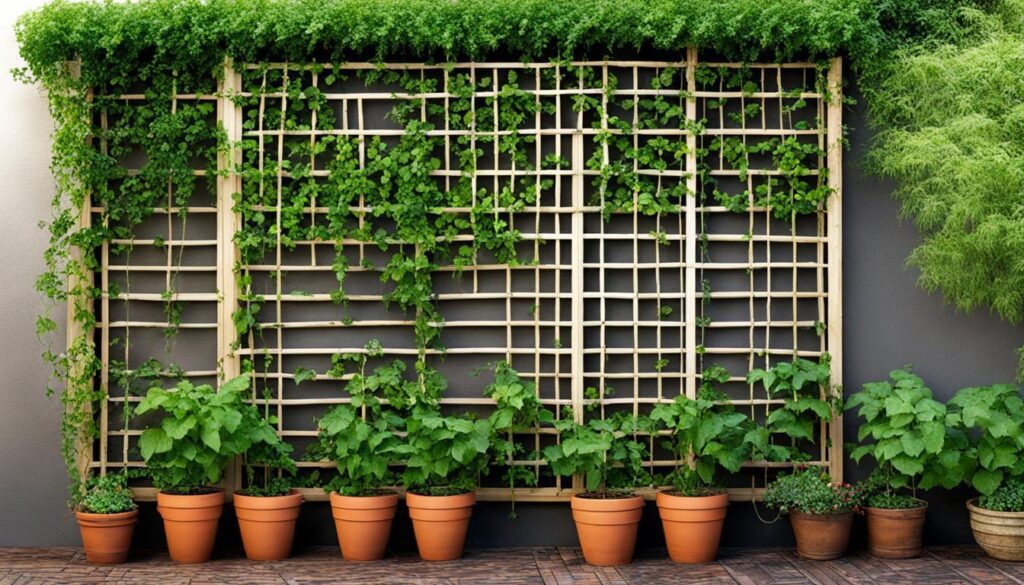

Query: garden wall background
left=1, top=0, right=1021, bottom=549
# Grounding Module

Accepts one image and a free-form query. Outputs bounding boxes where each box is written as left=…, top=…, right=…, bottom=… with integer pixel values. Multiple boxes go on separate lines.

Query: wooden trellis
left=80, top=50, right=843, bottom=502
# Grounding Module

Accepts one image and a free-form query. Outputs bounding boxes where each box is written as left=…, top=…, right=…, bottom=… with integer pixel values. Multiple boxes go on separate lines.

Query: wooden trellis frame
left=77, top=51, right=844, bottom=502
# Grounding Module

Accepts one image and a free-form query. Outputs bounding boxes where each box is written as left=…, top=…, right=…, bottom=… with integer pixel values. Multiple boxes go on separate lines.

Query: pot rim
left=157, top=487, right=225, bottom=497
left=328, top=489, right=399, bottom=498
left=233, top=488, right=303, bottom=499
left=967, top=497, right=1024, bottom=516
left=789, top=508, right=855, bottom=519
left=570, top=493, right=644, bottom=511
left=657, top=488, right=728, bottom=498
left=405, top=490, right=476, bottom=508
left=75, top=507, right=139, bottom=520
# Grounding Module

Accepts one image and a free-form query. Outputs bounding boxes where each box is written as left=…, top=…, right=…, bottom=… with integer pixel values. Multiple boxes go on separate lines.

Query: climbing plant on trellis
left=64, top=49, right=843, bottom=502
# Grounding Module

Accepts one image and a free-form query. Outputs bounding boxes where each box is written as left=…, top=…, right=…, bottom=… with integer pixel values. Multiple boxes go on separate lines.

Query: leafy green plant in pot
left=650, top=365, right=754, bottom=564
left=136, top=373, right=280, bottom=563
left=751, top=356, right=851, bottom=560
left=944, top=384, right=1024, bottom=561
left=393, top=366, right=492, bottom=561
left=764, top=468, right=863, bottom=560
left=75, top=473, right=137, bottom=564
left=846, top=368, right=945, bottom=558
left=544, top=410, right=652, bottom=566
left=232, top=373, right=301, bottom=562
left=310, top=340, right=406, bottom=561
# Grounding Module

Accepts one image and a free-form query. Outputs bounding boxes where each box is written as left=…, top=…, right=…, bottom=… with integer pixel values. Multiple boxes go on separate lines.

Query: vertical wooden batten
left=826, top=57, right=844, bottom=483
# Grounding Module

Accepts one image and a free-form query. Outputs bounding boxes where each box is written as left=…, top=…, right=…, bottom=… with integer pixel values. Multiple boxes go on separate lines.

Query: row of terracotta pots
left=78, top=491, right=1024, bottom=565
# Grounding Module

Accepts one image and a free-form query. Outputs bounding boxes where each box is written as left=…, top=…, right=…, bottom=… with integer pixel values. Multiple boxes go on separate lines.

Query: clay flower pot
left=330, top=491, right=399, bottom=561
left=789, top=510, right=853, bottom=560
left=571, top=493, right=644, bottom=566
left=656, top=491, right=729, bottom=564
left=967, top=498, right=1024, bottom=561
left=76, top=508, right=138, bottom=564
left=234, top=489, right=303, bottom=561
left=406, top=491, right=475, bottom=561
left=156, top=489, right=224, bottom=563
left=865, top=500, right=927, bottom=558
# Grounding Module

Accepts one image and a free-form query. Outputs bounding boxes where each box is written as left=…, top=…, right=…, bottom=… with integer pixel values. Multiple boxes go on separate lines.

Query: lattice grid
left=81, top=50, right=843, bottom=502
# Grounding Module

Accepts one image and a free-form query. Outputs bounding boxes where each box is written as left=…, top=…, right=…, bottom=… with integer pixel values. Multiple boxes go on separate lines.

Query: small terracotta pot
left=406, top=491, right=475, bottom=561
left=789, top=510, right=853, bottom=560
left=866, top=500, right=927, bottom=559
left=234, top=489, right=303, bottom=561
left=330, top=492, right=398, bottom=561
left=76, top=508, right=138, bottom=564
left=967, top=498, right=1024, bottom=561
left=571, top=494, right=644, bottom=566
left=156, top=489, right=224, bottom=563
left=656, top=491, right=729, bottom=564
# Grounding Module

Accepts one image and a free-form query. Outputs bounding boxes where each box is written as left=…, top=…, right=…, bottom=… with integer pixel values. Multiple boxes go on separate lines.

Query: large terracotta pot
left=570, top=494, right=644, bottom=566
left=330, top=491, right=399, bottom=561
left=406, top=491, right=476, bottom=561
left=234, top=489, right=303, bottom=561
left=76, top=508, right=138, bottom=564
left=865, top=500, right=926, bottom=559
left=656, top=491, right=729, bottom=564
left=156, top=489, right=224, bottom=563
left=789, top=510, right=853, bottom=560
left=968, top=498, right=1024, bottom=561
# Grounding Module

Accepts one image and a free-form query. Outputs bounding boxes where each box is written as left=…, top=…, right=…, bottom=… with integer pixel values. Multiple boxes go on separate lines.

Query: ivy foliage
left=845, top=368, right=947, bottom=508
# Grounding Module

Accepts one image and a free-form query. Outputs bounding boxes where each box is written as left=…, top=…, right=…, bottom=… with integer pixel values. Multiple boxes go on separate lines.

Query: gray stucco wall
left=1, top=21, right=1021, bottom=548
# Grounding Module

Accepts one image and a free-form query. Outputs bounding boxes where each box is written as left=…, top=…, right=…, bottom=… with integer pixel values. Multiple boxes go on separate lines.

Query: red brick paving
left=1, top=546, right=1022, bottom=584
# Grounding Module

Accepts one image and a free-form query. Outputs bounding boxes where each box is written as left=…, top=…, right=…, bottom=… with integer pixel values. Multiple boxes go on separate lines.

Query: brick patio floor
left=1, top=545, right=1022, bottom=584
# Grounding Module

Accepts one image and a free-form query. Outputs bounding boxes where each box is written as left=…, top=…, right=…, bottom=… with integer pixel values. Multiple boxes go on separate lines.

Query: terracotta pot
left=968, top=498, right=1024, bottom=561
left=571, top=494, right=644, bottom=566
left=330, top=492, right=399, bottom=561
left=156, top=489, right=224, bottom=563
left=789, top=510, right=853, bottom=560
left=656, top=491, right=729, bottom=564
left=234, top=489, right=303, bottom=561
left=76, top=508, right=138, bottom=564
left=406, top=491, right=475, bottom=561
left=866, top=500, right=927, bottom=559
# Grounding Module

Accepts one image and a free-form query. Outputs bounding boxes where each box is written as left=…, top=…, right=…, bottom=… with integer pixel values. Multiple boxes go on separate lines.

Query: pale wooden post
left=826, top=57, right=844, bottom=483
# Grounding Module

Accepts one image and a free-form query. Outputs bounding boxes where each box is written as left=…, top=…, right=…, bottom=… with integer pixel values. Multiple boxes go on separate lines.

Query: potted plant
left=544, top=411, right=652, bottom=566
left=310, top=341, right=405, bottom=561
left=764, top=468, right=862, bottom=560
left=944, top=384, right=1024, bottom=560
left=393, top=360, right=493, bottom=561
left=75, top=473, right=137, bottom=564
left=136, top=373, right=279, bottom=563
left=233, top=374, right=302, bottom=561
left=650, top=365, right=753, bottom=564
left=846, top=368, right=945, bottom=558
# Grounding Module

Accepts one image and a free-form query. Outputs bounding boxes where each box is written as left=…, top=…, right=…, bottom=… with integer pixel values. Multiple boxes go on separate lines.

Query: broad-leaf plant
left=747, top=356, right=838, bottom=462
left=943, top=384, right=1024, bottom=510
left=845, top=368, right=946, bottom=508
left=136, top=373, right=291, bottom=494
left=544, top=410, right=652, bottom=497
left=651, top=365, right=754, bottom=496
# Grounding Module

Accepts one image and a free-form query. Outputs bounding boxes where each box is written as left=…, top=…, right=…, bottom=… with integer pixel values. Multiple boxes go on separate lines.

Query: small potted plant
left=75, top=473, right=137, bottom=564
left=846, top=368, right=945, bottom=558
left=393, top=360, right=493, bottom=562
left=136, top=373, right=278, bottom=563
left=764, top=468, right=863, bottom=560
left=233, top=375, right=302, bottom=561
left=944, top=384, right=1024, bottom=560
left=544, top=410, right=652, bottom=566
left=650, top=366, right=753, bottom=564
left=311, top=341, right=405, bottom=561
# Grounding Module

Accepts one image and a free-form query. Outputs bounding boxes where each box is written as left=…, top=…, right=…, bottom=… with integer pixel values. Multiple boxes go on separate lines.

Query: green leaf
left=200, top=421, right=222, bottom=452
left=974, top=469, right=1004, bottom=496
left=139, top=428, right=172, bottom=460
